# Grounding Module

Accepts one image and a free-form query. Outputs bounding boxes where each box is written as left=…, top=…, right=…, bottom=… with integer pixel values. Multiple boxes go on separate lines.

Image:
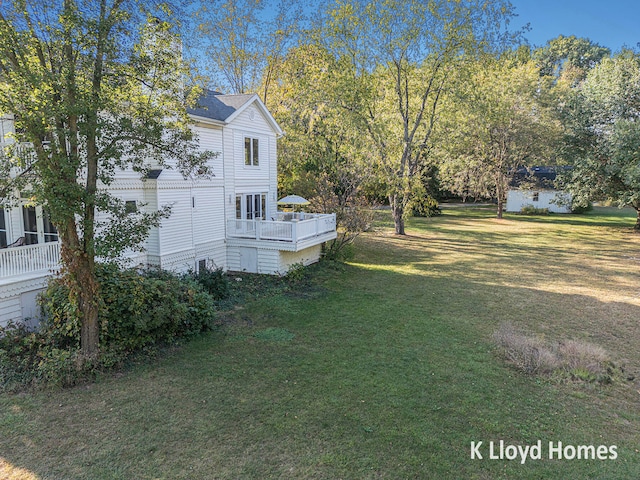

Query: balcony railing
left=227, top=213, right=336, bottom=243
left=2, top=142, right=38, bottom=176
left=0, top=241, right=61, bottom=279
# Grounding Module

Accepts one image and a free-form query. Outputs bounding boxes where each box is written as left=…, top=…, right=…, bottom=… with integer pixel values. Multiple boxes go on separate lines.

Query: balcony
left=2, top=142, right=38, bottom=177
left=226, top=213, right=337, bottom=251
left=0, top=241, right=61, bottom=284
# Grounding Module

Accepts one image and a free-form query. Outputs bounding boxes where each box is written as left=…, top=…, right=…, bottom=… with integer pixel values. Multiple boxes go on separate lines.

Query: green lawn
left=2, top=206, right=640, bottom=479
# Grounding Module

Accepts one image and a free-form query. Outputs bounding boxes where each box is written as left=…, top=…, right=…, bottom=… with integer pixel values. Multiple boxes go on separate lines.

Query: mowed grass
left=2, top=206, right=640, bottom=479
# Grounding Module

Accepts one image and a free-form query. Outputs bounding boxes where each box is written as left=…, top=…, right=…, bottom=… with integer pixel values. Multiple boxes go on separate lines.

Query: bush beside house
left=0, top=265, right=224, bottom=390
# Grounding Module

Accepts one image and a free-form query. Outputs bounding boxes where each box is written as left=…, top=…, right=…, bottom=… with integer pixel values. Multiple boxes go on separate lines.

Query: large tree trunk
left=60, top=222, right=100, bottom=359
left=76, top=256, right=99, bottom=358
left=390, top=194, right=406, bottom=235
left=495, top=174, right=505, bottom=219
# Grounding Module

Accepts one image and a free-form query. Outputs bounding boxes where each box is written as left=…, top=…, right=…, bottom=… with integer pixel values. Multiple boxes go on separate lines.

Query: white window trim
left=235, top=193, right=267, bottom=221
left=21, top=205, right=58, bottom=244
left=244, top=136, right=260, bottom=167
left=0, top=208, right=9, bottom=248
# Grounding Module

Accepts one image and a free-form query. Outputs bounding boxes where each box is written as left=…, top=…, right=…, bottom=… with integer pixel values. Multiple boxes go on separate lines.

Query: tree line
left=193, top=0, right=639, bottom=231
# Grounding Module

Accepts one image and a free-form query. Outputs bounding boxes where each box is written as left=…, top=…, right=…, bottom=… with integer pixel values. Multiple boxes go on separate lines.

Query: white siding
left=0, top=94, right=336, bottom=326
left=195, top=124, right=224, bottom=179
left=7, top=206, right=22, bottom=245
left=143, top=180, right=160, bottom=258
left=227, top=104, right=278, bottom=221
left=195, top=240, right=227, bottom=271
left=258, top=249, right=280, bottom=274
left=0, top=296, right=21, bottom=327
left=226, top=244, right=323, bottom=275
left=506, top=190, right=572, bottom=214
left=157, top=188, right=194, bottom=254
left=0, top=276, right=50, bottom=327
left=192, top=185, right=225, bottom=246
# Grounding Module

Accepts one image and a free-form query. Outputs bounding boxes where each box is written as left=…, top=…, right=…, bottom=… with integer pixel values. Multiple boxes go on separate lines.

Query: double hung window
left=244, top=137, right=259, bottom=166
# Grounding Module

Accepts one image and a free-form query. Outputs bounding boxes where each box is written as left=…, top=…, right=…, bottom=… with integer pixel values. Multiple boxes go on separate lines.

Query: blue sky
left=508, top=0, right=639, bottom=51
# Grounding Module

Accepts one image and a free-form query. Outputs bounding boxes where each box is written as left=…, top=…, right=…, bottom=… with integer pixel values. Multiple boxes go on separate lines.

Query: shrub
left=519, top=205, right=550, bottom=215
left=1, top=264, right=218, bottom=390
left=192, top=265, right=230, bottom=300
left=492, top=323, right=559, bottom=374
left=285, top=262, right=308, bottom=283
left=492, top=323, right=614, bottom=384
left=571, top=202, right=593, bottom=214
left=0, top=322, right=43, bottom=389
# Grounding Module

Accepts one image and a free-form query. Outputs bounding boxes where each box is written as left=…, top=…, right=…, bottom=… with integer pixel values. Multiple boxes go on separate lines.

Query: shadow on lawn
left=2, top=210, right=640, bottom=479
left=2, top=264, right=640, bottom=479
left=503, top=207, right=638, bottom=229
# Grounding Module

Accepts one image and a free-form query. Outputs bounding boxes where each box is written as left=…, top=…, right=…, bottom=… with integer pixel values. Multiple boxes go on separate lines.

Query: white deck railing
left=227, top=213, right=336, bottom=242
left=0, top=241, right=61, bottom=279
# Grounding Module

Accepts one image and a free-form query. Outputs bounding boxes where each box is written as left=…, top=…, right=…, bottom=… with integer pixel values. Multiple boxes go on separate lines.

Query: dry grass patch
left=493, top=322, right=615, bottom=383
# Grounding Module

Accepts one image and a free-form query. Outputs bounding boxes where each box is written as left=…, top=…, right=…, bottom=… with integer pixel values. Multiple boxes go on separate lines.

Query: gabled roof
left=510, top=166, right=570, bottom=189
left=188, top=89, right=283, bottom=136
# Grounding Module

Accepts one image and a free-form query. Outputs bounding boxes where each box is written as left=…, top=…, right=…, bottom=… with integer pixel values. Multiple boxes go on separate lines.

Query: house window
left=22, top=206, right=58, bottom=244
left=42, top=210, right=58, bottom=242
left=236, top=196, right=242, bottom=219
left=23, top=206, right=38, bottom=245
left=236, top=193, right=267, bottom=220
left=125, top=200, right=138, bottom=214
left=244, top=137, right=259, bottom=166
left=532, top=192, right=539, bottom=202
left=0, top=209, right=7, bottom=248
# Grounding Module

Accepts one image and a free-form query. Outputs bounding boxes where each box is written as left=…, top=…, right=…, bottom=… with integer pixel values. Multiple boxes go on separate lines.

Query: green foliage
left=519, top=205, right=550, bottom=215
left=534, top=35, right=610, bottom=82
left=285, top=262, right=308, bottom=284
left=192, top=266, right=231, bottom=301
left=0, top=265, right=218, bottom=390
left=571, top=202, right=593, bottom=214
left=324, top=241, right=356, bottom=262
left=563, top=53, right=640, bottom=228
left=0, top=322, right=42, bottom=390
left=271, top=0, right=519, bottom=235
left=0, top=1, right=217, bottom=358
left=409, top=195, right=441, bottom=218
left=438, top=53, right=563, bottom=218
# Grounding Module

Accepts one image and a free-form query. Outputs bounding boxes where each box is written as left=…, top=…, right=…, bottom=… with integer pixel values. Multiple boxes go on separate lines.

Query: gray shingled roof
left=187, top=90, right=255, bottom=122
left=510, top=166, right=571, bottom=189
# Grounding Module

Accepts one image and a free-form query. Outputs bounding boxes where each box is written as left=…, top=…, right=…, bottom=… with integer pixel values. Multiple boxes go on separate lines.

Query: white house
left=505, top=166, right=572, bottom=214
left=0, top=90, right=336, bottom=327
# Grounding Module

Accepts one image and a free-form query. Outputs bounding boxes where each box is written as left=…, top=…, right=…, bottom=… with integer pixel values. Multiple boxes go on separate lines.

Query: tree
left=194, top=0, right=308, bottom=103
left=319, top=0, right=517, bottom=234
left=0, top=1, right=212, bottom=359
left=563, top=52, right=640, bottom=229
left=269, top=44, right=374, bottom=256
left=534, top=35, right=610, bottom=84
left=439, top=54, right=562, bottom=217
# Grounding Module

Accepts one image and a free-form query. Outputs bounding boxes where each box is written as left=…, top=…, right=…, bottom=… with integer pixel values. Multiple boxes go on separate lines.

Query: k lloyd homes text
left=471, top=440, right=618, bottom=464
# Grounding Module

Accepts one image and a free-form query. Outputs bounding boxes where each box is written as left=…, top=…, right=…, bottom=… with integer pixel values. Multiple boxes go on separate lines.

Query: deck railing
left=227, top=213, right=336, bottom=242
left=0, top=241, right=61, bottom=279
left=2, top=142, right=38, bottom=176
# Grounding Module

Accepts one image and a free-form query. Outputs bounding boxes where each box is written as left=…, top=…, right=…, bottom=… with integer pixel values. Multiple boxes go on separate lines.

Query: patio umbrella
left=277, top=194, right=310, bottom=206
